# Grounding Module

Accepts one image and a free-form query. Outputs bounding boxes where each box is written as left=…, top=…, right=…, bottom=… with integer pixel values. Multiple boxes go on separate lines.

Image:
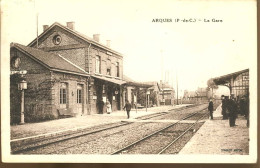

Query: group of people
left=208, top=95, right=249, bottom=127
left=97, top=99, right=132, bottom=119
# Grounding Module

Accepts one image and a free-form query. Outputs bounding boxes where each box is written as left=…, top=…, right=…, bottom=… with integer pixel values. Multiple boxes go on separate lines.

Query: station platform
left=11, top=105, right=189, bottom=141
left=179, top=105, right=249, bottom=155
left=10, top=103, right=249, bottom=155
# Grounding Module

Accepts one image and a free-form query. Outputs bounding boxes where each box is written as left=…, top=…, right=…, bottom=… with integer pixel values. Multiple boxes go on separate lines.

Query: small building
left=141, top=81, right=161, bottom=106
left=183, top=90, right=196, bottom=100
left=123, top=75, right=154, bottom=108
left=196, top=87, right=209, bottom=101
left=158, top=81, right=175, bottom=105
left=10, top=43, right=90, bottom=123
left=182, top=88, right=210, bottom=104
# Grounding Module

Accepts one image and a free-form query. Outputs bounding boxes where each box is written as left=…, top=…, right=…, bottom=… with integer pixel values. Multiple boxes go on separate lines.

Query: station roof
left=11, top=43, right=89, bottom=76
left=93, top=75, right=126, bottom=85
left=123, top=75, right=154, bottom=88
left=213, top=69, right=249, bottom=85
left=27, top=22, right=123, bottom=57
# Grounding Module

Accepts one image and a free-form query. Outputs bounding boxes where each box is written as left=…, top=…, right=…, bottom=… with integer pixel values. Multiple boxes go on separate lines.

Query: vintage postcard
left=1, top=0, right=257, bottom=163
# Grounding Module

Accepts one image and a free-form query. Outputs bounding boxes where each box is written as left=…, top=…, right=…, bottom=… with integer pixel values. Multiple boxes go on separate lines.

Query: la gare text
left=152, top=18, right=223, bottom=23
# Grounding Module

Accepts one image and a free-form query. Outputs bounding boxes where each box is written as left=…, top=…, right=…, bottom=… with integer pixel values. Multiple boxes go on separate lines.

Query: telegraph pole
left=176, top=72, right=179, bottom=105
left=34, top=0, right=39, bottom=48
left=36, top=13, right=39, bottom=48
left=161, top=49, right=165, bottom=105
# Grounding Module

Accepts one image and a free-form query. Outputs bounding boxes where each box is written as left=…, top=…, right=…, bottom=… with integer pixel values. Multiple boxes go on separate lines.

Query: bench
left=136, top=104, right=144, bottom=109
left=58, top=108, right=77, bottom=117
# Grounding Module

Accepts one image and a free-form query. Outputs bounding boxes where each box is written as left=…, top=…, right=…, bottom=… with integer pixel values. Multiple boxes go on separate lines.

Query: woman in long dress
left=106, top=100, right=112, bottom=114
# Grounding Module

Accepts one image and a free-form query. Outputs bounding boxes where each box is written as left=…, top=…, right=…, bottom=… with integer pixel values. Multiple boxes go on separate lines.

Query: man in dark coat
left=222, top=96, right=228, bottom=120
left=208, top=99, right=214, bottom=120
left=123, top=100, right=132, bottom=119
left=239, top=97, right=246, bottom=116
left=227, top=98, right=238, bottom=127
left=97, top=99, right=104, bottom=114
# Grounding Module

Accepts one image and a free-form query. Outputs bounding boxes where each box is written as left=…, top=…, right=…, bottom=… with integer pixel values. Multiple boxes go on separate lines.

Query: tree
left=137, top=89, right=146, bottom=106
left=149, top=90, right=158, bottom=106
left=207, top=78, right=218, bottom=98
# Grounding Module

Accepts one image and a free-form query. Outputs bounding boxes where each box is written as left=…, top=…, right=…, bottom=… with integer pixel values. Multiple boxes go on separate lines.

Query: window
left=95, top=56, right=101, bottom=73
left=106, top=59, right=111, bottom=76
left=60, top=83, right=67, bottom=104
left=53, top=35, right=62, bottom=45
left=77, top=89, right=82, bottom=103
left=116, top=62, right=119, bottom=77
left=107, top=68, right=111, bottom=75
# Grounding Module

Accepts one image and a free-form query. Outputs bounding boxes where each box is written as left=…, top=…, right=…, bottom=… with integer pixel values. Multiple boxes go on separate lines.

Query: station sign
left=11, top=70, right=27, bottom=75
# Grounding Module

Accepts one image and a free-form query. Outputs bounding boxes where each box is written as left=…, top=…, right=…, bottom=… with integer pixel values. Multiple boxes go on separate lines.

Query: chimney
left=93, top=34, right=100, bottom=42
left=43, top=25, right=49, bottom=31
left=66, top=22, right=75, bottom=30
left=106, top=40, right=111, bottom=47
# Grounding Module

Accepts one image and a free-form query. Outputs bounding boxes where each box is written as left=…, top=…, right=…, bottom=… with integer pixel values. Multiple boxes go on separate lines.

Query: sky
left=1, top=0, right=257, bottom=92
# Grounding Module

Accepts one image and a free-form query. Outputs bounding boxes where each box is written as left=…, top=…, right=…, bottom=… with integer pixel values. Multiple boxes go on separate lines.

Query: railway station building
left=10, top=22, right=126, bottom=124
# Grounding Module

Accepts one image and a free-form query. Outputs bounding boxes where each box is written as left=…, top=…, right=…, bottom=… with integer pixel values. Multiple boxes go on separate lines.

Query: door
left=77, top=84, right=83, bottom=114
left=60, top=83, right=68, bottom=109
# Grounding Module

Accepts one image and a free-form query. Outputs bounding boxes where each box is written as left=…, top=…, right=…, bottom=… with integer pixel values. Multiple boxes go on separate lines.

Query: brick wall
left=51, top=72, right=89, bottom=116
left=90, top=46, right=123, bottom=78
left=10, top=47, right=94, bottom=124
left=10, top=49, right=54, bottom=123
left=29, top=26, right=124, bottom=115
left=38, top=30, right=80, bottom=48
left=34, top=26, right=124, bottom=78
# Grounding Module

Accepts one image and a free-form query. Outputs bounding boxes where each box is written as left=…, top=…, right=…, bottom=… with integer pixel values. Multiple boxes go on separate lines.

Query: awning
left=123, top=75, right=153, bottom=88
left=92, top=75, right=126, bottom=85
left=213, top=69, right=249, bottom=85
left=125, top=81, right=153, bottom=88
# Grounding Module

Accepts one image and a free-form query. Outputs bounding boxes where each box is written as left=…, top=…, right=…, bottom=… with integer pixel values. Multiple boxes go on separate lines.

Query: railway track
left=110, top=110, right=207, bottom=155
left=11, top=104, right=208, bottom=154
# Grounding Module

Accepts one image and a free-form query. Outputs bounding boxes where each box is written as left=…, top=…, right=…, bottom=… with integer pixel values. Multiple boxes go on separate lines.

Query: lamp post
left=18, top=79, right=27, bottom=124
left=145, top=89, right=150, bottom=112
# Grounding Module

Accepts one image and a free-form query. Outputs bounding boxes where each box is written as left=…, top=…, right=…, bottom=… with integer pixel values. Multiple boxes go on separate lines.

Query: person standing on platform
left=222, top=96, right=228, bottom=120
left=228, top=97, right=238, bottom=127
left=123, top=100, right=132, bottom=119
left=208, top=99, right=214, bottom=120
left=239, top=97, right=246, bottom=116
left=106, top=100, right=112, bottom=114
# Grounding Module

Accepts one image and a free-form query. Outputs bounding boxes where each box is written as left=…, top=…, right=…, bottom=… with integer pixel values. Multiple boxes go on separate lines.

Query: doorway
left=76, top=84, right=83, bottom=115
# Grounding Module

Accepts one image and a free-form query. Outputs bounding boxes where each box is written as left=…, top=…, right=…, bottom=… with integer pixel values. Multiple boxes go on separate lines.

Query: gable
left=32, top=26, right=85, bottom=49
left=28, top=22, right=123, bottom=57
